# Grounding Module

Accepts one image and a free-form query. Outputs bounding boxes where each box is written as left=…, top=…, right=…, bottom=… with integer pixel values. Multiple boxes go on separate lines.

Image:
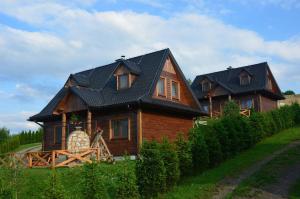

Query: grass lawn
left=0, top=160, right=134, bottom=199
left=160, top=127, right=300, bottom=199
left=13, top=143, right=41, bottom=152
left=227, top=145, right=300, bottom=198
left=289, top=179, right=300, bottom=199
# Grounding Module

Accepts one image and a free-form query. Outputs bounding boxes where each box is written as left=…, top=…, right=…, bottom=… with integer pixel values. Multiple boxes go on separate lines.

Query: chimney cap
left=115, top=55, right=126, bottom=62
left=227, top=66, right=233, bottom=70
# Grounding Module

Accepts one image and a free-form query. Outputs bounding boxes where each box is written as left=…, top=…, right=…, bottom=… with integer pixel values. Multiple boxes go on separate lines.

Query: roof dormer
left=201, top=78, right=211, bottom=92
left=239, top=69, right=252, bottom=86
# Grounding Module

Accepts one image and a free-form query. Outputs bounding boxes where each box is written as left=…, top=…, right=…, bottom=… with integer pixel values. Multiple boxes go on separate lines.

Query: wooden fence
left=0, top=147, right=111, bottom=169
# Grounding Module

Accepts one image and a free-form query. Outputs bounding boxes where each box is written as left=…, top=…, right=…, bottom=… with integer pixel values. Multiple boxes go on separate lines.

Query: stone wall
left=67, top=128, right=90, bottom=153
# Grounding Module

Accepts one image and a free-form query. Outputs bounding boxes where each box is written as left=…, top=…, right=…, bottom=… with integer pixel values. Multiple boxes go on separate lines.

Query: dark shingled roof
left=30, top=48, right=202, bottom=121
left=191, top=62, right=284, bottom=100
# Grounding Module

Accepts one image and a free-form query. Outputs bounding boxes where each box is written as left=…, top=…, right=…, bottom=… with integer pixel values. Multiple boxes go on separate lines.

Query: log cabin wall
left=260, top=95, right=278, bottom=112
left=142, top=110, right=193, bottom=141
left=92, top=111, right=138, bottom=156
left=44, top=121, right=63, bottom=151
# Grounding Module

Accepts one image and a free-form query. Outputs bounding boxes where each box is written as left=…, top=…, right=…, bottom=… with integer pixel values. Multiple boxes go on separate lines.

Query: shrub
left=136, top=141, right=166, bottom=198
left=220, top=116, right=240, bottom=156
left=189, top=127, right=209, bottom=172
left=115, top=158, right=140, bottom=199
left=81, top=161, right=109, bottom=199
left=211, top=119, right=231, bottom=159
left=202, top=126, right=223, bottom=167
left=223, top=101, right=240, bottom=117
left=249, top=111, right=265, bottom=142
left=159, top=138, right=180, bottom=189
left=291, top=103, right=300, bottom=124
left=175, top=134, right=193, bottom=177
left=44, top=171, right=67, bottom=199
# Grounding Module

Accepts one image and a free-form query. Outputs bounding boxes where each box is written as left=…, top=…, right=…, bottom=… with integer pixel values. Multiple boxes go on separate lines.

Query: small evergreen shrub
left=223, top=101, right=240, bottom=117
left=220, top=116, right=240, bottom=156
left=175, top=133, right=193, bottom=177
left=115, top=158, right=140, bottom=199
left=43, top=170, right=67, bottom=199
left=136, top=141, right=166, bottom=198
left=159, top=138, right=180, bottom=190
left=249, top=111, right=265, bottom=142
left=81, top=161, right=109, bottom=199
left=202, top=126, right=223, bottom=167
left=189, top=127, right=209, bottom=172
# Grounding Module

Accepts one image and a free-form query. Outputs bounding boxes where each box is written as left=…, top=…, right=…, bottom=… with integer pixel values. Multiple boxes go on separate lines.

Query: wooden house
left=191, top=63, right=284, bottom=117
left=29, top=49, right=203, bottom=155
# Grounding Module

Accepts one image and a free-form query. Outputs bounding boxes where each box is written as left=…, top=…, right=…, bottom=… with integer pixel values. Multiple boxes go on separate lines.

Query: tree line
left=0, top=128, right=43, bottom=154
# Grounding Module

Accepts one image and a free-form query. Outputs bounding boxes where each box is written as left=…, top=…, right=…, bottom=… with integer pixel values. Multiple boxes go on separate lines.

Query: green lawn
left=289, top=179, right=300, bottom=199
left=13, top=143, right=41, bottom=152
left=227, top=145, right=300, bottom=198
left=160, top=127, right=300, bottom=199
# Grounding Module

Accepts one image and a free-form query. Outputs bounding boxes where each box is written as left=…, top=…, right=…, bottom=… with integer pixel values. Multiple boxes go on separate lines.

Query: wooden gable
left=53, top=92, right=87, bottom=114
left=152, top=56, right=199, bottom=109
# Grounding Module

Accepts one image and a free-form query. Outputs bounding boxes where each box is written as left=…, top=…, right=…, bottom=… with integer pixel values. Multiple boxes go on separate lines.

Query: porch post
left=209, top=95, right=213, bottom=118
left=228, top=94, right=232, bottom=101
left=61, top=112, right=66, bottom=150
left=137, top=109, right=143, bottom=152
left=87, top=110, right=92, bottom=137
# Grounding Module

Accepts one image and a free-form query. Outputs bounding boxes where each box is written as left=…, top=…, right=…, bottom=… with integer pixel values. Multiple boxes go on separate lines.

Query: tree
left=81, top=161, right=109, bottom=199
left=159, top=138, right=180, bottom=189
left=44, top=171, right=66, bottom=199
left=136, top=141, right=166, bottom=198
left=223, top=101, right=240, bottom=117
left=175, top=133, right=193, bottom=177
left=283, top=90, right=295, bottom=95
left=0, top=127, right=10, bottom=143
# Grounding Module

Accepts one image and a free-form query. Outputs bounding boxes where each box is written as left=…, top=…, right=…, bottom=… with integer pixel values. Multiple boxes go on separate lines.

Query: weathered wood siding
left=260, top=95, right=278, bottom=112
left=142, top=110, right=193, bottom=141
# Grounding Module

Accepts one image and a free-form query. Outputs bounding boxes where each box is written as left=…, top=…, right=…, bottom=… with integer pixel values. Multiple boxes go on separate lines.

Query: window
left=157, top=77, right=166, bottom=96
left=202, top=81, right=210, bottom=92
left=118, top=74, right=129, bottom=90
left=240, top=75, right=250, bottom=85
left=267, top=76, right=273, bottom=90
left=203, top=105, right=209, bottom=113
left=171, top=81, right=179, bottom=99
left=111, top=118, right=129, bottom=139
left=240, top=99, right=253, bottom=109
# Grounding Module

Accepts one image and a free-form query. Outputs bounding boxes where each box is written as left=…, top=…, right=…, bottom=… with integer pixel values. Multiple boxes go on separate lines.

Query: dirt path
left=16, top=144, right=42, bottom=154
left=212, top=140, right=300, bottom=199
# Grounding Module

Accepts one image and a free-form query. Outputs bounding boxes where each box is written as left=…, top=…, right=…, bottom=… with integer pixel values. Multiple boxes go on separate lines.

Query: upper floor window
left=117, top=74, right=129, bottom=90
left=111, top=118, right=129, bottom=139
left=267, top=76, right=273, bottom=90
left=240, top=74, right=250, bottom=85
left=202, top=81, right=210, bottom=92
left=157, top=77, right=166, bottom=96
left=171, top=81, right=179, bottom=99
left=240, top=99, right=253, bottom=109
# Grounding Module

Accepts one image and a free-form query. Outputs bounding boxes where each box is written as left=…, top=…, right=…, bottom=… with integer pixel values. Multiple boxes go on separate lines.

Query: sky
left=0, top=0, right=300, bottom=133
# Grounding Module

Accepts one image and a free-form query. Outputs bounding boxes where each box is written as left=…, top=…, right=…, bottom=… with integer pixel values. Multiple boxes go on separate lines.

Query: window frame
left=171, top=80, right=180, bottom=100
left=202, top=81, right=210, bottom=92
left=240, top=74, right=250, bottom=85
left=240, top=98, right=253, bottom=109
left=109, top=118, right=130, bottom=140
left=157, top=77, right=166, bottom=97
left=117, top=74, right=130, bottom=90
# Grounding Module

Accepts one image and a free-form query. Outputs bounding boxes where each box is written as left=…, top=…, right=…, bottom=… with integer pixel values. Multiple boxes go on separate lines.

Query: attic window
left=202, top=81, right=210, bottom=92
left=240, top=74, right=250, bottom=85
left=171, top=81, right=180, bottom=100
left=117, top=74, right=129, bottom=90
left=157, top=77, right=166, bottom=97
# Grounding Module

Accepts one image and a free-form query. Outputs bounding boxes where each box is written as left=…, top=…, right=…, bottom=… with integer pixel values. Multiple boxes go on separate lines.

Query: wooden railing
left=27, top=148, right=102, bottom=169
left=240, top=109, right=251, bottom=117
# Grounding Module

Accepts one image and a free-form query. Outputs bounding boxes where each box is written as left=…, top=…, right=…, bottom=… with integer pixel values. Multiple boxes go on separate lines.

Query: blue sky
left=0, top=0, right=300, bottom=133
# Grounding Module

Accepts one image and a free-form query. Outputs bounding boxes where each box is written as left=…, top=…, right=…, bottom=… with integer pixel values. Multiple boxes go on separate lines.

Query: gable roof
left=30, top=48, right=203, bottom=121
left=191, top=62, right=284, bottom=100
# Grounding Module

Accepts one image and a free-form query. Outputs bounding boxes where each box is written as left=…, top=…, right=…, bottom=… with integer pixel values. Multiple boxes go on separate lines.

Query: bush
left=223, top=101, right=240, bottom=117
left=249, top=111, right=265, bottom=142
left=202, top=126, right=223, bottom=167
left=220, top=116, right=240, bottom=156
left=159, top=138, right=180, bottom=189
left=291, top=103, right=300, bottom=124
left=189, top=127, right=209, bottom=172
left=81, top=161, right=109, bottom=199
left=136, top=141, right=166, bottom=198
left=115, top=158, right=140, bottom=199
left=175, top=134, right=193, bottom=177
left=43, top=171, right=66, bottom=199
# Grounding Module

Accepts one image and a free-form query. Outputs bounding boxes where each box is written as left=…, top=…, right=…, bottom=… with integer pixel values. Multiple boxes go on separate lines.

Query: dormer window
left=171, top=80, right=180, bottom=100
left=117, top=74, right=129, bottom=90
left=202, top=81, right=210, bottom=92
left=157, top=77, right=166, bottom=97
left=240, top=74, right=250, bottom=85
